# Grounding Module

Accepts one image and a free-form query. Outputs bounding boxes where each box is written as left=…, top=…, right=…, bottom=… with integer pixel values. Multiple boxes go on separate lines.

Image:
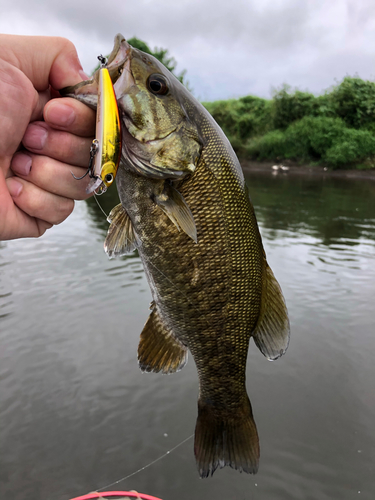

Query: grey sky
left=1, top=0, right=375, bottom=101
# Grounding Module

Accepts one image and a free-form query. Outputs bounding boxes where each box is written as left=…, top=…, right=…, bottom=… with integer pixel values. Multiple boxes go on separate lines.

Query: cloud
left=1, top=0, right=375, bottom=101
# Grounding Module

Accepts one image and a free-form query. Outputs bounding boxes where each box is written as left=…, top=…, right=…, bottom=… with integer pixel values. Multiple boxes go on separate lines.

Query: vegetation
left=94, top=36, right=374, bottom=170
left=204, top=77, right=375, bottom=169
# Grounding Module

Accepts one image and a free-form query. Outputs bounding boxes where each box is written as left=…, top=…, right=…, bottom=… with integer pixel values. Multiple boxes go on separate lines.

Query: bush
left=236, top=96, right=273, bottom=139
left=272, top=86, right=318, bottom=129
left=284, top=116, right=346, bottom=161
left=204, top=76, right=375, bottom=169
left=329, top=77, right=375, bottom=129
left=324, top=128, right=375, bottom=168
left=246, top=131, right=286, bottom=160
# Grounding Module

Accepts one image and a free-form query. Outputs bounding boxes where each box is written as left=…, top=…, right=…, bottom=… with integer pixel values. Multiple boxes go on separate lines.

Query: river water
left=1, top=169, right=374, bottom=500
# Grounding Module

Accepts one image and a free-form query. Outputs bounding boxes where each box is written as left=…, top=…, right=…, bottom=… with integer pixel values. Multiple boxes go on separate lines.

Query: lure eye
left=147, top=74, right=169, bottom=95
left=101, top=162, right=117, bottom=186
left=105, top=173, right=114, bottom=184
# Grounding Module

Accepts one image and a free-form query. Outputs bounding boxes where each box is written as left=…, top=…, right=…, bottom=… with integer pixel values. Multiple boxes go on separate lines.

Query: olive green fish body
left=64, top=34, right=290, bottom=478
left=116, top=113, right=265, bottom=475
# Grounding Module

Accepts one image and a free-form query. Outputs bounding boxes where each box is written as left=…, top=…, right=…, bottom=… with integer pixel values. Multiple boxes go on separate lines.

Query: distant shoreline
left=240, top=160, right=375, bottom=181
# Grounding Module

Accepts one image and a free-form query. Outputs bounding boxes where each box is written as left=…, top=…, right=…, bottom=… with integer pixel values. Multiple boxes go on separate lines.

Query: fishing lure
left=76, top=56, right=122, bottom=195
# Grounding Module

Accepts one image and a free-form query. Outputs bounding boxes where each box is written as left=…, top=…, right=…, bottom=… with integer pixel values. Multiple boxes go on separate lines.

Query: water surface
left=1, top=170, right=374, bottom=500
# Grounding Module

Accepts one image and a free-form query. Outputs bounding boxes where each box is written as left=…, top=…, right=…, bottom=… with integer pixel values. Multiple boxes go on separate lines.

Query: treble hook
left=71, top=139, right=99, bottom=180
left=72, top=169, right=90, bottom=181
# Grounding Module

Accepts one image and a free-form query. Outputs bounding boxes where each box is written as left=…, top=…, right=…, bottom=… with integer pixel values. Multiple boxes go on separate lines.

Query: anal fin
left=138, top=307, right=188, bottom=374
left=104, top=203, right=139, bottom=258
left=253, top=261, right=290, bottom=360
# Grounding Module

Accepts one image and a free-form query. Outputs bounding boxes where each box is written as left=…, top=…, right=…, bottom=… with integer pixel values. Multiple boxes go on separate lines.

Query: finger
left=30, top=89, right=51, bottom=123
left=2, top=35, right=88, bottom=91
left=6, top=175, right=74, bottom=226
left=22, top=122, right=93, bottom=167
left=11, top=152, right=91, bottom=200
left=44, top=97, right=96, bottom=137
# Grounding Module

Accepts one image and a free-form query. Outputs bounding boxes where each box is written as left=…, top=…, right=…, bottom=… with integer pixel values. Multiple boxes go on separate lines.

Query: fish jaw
left=59, top=33, right=132, bottom=109
left=60, top=79, right=99, bottom=110
left=60, top=34, right=202, bottom=179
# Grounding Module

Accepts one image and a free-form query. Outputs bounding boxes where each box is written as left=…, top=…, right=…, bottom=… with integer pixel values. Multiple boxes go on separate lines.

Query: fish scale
left=64, top=33, right=290, bottom=478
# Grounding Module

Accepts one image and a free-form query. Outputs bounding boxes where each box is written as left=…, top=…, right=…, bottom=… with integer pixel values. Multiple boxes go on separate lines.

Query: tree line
left=121, top=38, right=375, bottom=170
left=203, top=78, right=375, bottom=170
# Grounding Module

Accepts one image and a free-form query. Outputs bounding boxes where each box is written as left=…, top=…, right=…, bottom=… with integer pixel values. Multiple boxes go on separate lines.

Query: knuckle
left=54, top=37, right=77, bottom=57
left=53, top=198, right=74, bottom=225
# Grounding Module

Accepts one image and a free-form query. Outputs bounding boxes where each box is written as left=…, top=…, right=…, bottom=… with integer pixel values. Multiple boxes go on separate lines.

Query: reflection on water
left=248, top=173, right=375, bottom=245
left=0, top=171, right=374, bottom=500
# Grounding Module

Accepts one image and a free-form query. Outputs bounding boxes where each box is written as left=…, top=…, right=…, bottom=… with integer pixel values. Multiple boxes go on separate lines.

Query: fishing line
left=95, top=433, right=193, bottom=492
left=93, top=193, right=110, bottom=219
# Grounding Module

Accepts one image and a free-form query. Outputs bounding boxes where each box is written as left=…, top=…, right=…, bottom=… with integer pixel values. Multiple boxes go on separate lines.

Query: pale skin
left=0, top=34, right=96, bottom=240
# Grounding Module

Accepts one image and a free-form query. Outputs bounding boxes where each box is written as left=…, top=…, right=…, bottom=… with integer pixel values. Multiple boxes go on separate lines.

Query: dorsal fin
left=138, top=306, right=188, bottom=374
left=154, top=182, right=197, bottom=243
left=104, top=203, right=139, bottom=258
left=252, top=260, right=290, bottom=360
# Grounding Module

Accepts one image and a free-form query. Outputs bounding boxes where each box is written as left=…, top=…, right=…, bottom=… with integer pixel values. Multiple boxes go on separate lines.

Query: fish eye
left=147, top=74, right=169, bottom=95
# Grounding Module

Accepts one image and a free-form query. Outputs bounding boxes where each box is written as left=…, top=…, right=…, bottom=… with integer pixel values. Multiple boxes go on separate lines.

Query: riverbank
left=240, top=159, right=375, bottom=181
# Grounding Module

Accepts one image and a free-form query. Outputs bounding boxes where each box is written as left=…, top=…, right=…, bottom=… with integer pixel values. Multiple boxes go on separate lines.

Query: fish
left=61, top=34, right=290, bottom=478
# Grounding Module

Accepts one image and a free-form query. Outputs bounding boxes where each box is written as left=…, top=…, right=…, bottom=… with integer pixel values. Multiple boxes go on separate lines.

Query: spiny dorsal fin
left=154, top=183, right=197, bottom=243
left=104, top=204, right=138, bottom=258
left=253, top=261, right=290, bottom=360
left=138, top=307, right=188, bottom=374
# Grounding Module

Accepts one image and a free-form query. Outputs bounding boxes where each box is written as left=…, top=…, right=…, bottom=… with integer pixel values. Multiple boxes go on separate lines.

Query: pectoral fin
left=104, top=204, right=139, bottom=258
left=252, top=261, right=290, bottom=360
left=138, top=306, right=188, bottom=374
left=154, top=183, right=197, bottom=243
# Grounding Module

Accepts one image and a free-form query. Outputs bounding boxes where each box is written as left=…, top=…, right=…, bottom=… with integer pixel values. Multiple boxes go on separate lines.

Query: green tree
left=328, top=76, right=375, bottom=131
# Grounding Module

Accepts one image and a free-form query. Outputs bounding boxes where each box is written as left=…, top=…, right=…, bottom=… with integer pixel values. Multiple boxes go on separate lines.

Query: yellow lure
left=88, top=67, right=121, bottom=194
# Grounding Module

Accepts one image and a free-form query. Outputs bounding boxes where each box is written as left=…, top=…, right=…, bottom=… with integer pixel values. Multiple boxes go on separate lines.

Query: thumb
left=1, top=34, right=88, bottom=91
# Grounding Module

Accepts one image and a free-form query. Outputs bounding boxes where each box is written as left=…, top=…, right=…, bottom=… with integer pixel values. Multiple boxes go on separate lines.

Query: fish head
left=62, top=34, right=203, bottom=180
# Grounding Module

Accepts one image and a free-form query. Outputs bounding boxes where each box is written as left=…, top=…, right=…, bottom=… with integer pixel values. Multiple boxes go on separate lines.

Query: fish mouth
left=59, top=33, right=132, bottom=107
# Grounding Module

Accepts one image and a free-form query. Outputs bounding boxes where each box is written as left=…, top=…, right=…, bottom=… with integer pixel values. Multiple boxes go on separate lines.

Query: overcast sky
left=1, top=0, right=375, bottom=101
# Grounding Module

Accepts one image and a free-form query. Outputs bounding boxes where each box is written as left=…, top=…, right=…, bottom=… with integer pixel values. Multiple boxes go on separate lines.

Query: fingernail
left=45, top=102, right=75, bottom=127
left=6, top=177, right=23, bottom=197
left=11, top=153, right=32, bottom=176
left=23, top=123, right=48, bottom=150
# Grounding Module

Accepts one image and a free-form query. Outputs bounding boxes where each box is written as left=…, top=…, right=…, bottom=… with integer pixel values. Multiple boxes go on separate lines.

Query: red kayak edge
left=70, top=491, right=163, bottom=500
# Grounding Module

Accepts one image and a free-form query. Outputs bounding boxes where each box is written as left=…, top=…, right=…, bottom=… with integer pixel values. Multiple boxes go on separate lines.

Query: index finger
left=1, top=35, right=86, bottom=91
left=44, top=97, right=96, bottom=137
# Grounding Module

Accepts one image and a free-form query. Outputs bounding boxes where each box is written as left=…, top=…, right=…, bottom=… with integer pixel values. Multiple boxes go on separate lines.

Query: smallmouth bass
left=62, top=34, right=290, bottom=478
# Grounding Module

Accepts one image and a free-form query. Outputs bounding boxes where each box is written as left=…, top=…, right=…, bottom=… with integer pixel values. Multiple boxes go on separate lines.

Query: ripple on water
left=1, top=177, right=375, bottom=500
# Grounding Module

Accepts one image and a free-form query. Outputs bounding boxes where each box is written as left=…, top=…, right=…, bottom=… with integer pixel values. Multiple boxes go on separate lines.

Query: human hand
left=0, top=34, right=96, bottom=240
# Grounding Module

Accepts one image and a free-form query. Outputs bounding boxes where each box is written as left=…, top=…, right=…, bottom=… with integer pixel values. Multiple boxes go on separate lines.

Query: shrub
left=204, top=76, right=375, bottom=168
left=272, top=86, right=317, bottom=129
left=324, top=128, right=375, bottom=168
left=284, top=116, right=347, bottom=161
left=246, top=131, right=286, bottom=160
left=329, top=76, right=375, bottom=129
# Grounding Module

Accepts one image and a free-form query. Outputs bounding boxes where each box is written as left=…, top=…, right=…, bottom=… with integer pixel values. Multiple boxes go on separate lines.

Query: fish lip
left=59, top=33, right=132, bottom=100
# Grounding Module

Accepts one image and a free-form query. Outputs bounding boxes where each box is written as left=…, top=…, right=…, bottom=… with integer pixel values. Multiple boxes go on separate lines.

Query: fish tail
left=194, top=396, right=259, bottom=478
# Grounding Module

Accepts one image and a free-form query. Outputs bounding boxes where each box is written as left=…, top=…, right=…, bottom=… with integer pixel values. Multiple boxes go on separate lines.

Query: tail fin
left=194, top=397, right=259, bottom=478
